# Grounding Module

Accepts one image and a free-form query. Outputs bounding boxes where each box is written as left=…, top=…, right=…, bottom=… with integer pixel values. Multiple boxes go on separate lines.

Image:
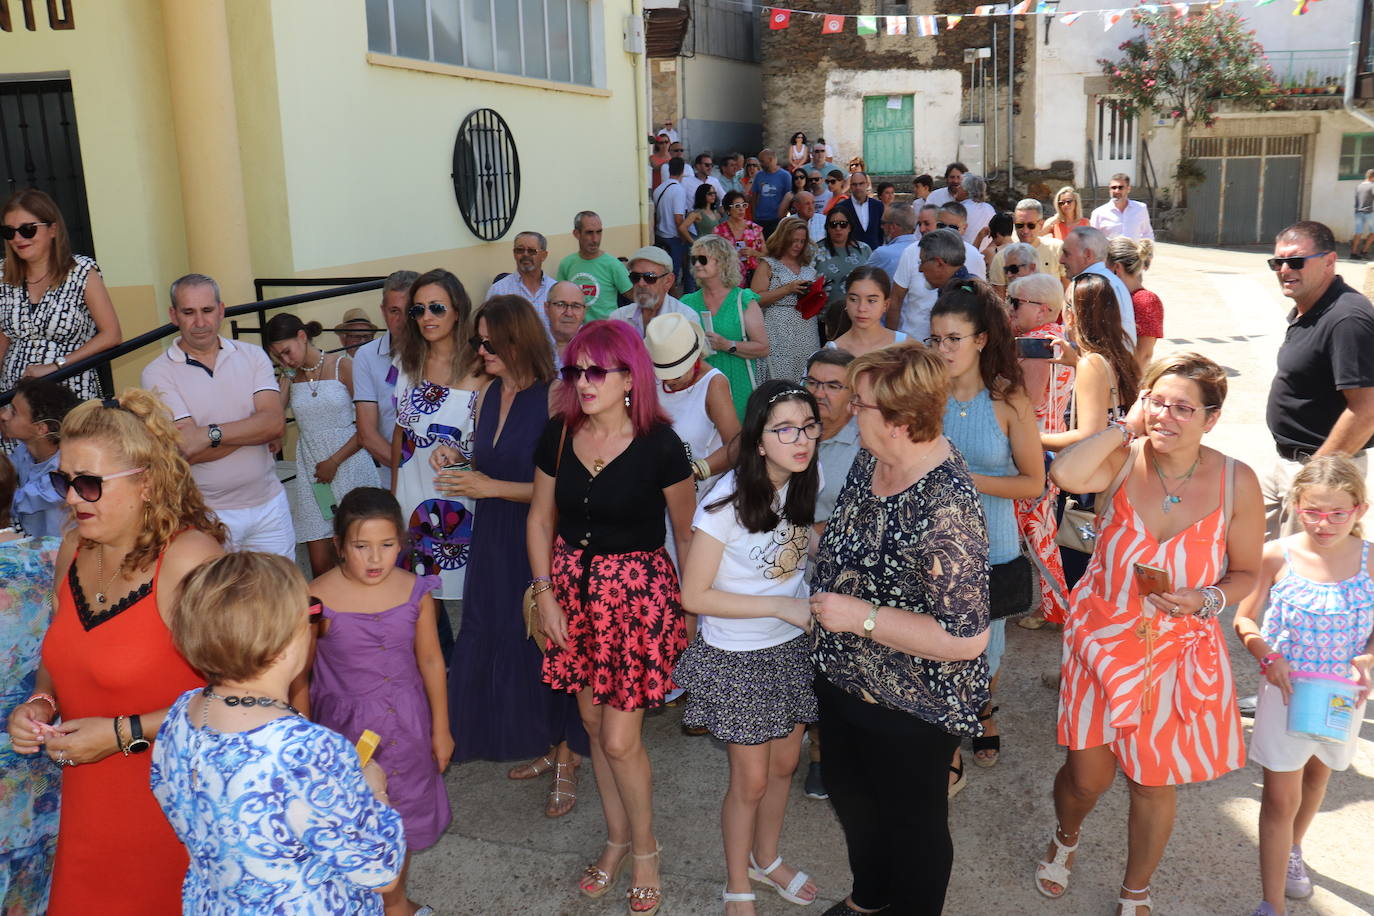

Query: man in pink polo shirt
left=141, top=273, right=293, bottom=559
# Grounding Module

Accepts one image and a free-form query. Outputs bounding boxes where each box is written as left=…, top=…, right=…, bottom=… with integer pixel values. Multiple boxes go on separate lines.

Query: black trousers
left=816, top=677, right=961, bottom=915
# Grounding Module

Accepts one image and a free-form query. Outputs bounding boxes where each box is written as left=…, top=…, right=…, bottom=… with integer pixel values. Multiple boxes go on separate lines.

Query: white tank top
left=661, top=367, right=725, bottom=489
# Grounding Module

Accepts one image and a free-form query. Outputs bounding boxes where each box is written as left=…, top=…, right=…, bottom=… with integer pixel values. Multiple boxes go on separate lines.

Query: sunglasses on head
left=0, top=221, right=51, bottom=241
left=469, top=336, right=497, bottom=355
left=1267, top=252, right=1331, bottom=271
left=408, top=302, right=448, bottom=319
left=49, top=466, right=146, bottom=503
left=559, top=364, right=629, bottom=385
left=628, top=271, right=666, bottom=284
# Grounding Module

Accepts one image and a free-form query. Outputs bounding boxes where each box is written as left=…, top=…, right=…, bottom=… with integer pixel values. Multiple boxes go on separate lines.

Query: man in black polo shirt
left=1263, top=220, right=1374, bottom=536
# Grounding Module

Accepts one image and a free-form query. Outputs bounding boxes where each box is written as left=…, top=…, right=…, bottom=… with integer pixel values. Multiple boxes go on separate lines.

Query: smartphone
left=1015, top=337, right=1056, bottom=360
left=701, top=312, right=714, bottom=336
left=1133, top=563, right=1172, bottom=599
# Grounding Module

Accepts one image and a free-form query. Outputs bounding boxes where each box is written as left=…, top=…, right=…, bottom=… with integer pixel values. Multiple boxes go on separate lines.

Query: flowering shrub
left=1099, top=8, right=1277, bottom=130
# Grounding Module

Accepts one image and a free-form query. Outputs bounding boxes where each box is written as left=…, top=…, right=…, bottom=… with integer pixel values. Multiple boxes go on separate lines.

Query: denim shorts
left=1355, top=210, right=1374, bottom=234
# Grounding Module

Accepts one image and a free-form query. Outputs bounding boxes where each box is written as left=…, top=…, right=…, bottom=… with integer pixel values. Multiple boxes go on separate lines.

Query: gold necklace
left=93, top=545, right=122, bottom=606
left=592, top=458, right=606, bottom=475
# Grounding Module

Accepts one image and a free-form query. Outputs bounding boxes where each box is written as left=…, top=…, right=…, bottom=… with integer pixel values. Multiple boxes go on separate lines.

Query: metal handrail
left=0, top=278, right=386, bottom=407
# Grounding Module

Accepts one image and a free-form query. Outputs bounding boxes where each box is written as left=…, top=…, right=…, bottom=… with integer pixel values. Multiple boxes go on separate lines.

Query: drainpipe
left=1346, top=4, right=1374, bottom=130
left=632, top=0, right=651, bottom=246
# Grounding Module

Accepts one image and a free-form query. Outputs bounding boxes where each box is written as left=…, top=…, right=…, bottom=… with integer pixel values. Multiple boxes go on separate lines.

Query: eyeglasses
left=49, top=466, right=146, bottom=503
left=408, top=302, right=448, bottom=319
left=1109, top=185, right=1127, bottom=191
left=469, top=336, right=497, bottom=355
left=1297, top=507, right=1360, bottom=525
left=767, top=422, right=822, bottom=444
left=849, top=396, right=881, bottom=412
left=513, top=246, right=541, bottom=255
left=1004, top=264, right=1028, bottom=275
left=1013, top=222, right=1039, bottom=230
left=0, top=221, right=51, bottom=241
left=923, top=334, right=970, bottom=350
left=559, top=364, right=629, bottom=385
left=547, top=299, right=586, bottom=312
left=826, top=221, right=850, bottom=230
left=628, top=271, right=666, bottom=284
left=802, top=375, right=848, bottom=393
left=1007, top=297, right=1044, bottom=310
left=1139, top=394, right=1217, bottom=421
left=1267, top=252, right=1331, bottom=271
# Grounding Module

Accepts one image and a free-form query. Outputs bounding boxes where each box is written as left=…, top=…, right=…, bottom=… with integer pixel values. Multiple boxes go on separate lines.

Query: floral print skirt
left=542, top=538, right=687, bottom=711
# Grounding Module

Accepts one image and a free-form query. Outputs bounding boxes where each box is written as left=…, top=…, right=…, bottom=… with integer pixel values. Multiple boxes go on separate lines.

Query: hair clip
left=766, top=386, right=807, bottom=406
left=100, top=397, right=133, bottom=413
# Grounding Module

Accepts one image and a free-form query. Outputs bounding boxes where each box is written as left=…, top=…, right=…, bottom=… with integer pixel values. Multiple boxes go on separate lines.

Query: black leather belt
left=1276, top=445, right=1366, bottom=463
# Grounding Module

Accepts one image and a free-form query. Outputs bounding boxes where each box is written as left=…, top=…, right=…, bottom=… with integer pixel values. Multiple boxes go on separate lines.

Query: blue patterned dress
left=0, top=536, right=61, bottom=916
left=150, top=689, right=405, bottom=915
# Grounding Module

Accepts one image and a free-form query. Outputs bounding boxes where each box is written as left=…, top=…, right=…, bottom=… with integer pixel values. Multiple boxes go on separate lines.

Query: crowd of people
left=0, top=136, right=1370, bottom=916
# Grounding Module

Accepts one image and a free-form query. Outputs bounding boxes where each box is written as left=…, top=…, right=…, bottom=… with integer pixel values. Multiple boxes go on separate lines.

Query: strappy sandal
left=507, top=754, right=554, bottom=780
left=724, top=886, right=757, bottom=911
left=626, top=846, right=663, bottom=915
left=947, top=754, right=967, bottom=799
left=1115, top=884, right=1152, bottom=915
left=1034, top=825, right=1078, bottom=898
left=972, top=703, right=1000, bottom=768
left=579, top=840, right=630, bottom=899
left=748, top=853, right=816, bottom=905
left=545, top=761, right=578, bottom=818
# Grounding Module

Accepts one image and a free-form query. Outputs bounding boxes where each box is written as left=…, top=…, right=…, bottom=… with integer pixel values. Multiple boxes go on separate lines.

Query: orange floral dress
left=1057, top=453, right=1245, bottom=786
left=1016, top=322, right=1073, bottom=623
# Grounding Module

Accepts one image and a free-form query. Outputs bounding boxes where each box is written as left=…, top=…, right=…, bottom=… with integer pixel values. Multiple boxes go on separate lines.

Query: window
left=366, top=0, right=599, bottom=87
left=1340, top=133, right=1374, bottom=180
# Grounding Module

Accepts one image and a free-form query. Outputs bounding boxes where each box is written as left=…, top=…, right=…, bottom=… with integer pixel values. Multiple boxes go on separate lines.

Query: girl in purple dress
left=304, top=487, right=452, bottom=916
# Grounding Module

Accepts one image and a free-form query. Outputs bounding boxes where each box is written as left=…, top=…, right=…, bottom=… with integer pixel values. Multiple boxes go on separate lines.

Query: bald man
left=544, top=280, right=587, bottom=369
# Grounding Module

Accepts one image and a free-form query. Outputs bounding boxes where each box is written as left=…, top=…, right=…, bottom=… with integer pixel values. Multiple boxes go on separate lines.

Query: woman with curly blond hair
left=6, top=389, right=225, bottom=916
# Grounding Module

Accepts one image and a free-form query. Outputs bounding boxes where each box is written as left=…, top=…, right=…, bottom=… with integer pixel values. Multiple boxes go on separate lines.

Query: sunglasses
left=825, top=178, right=840, bottom=184
left=1014, top=222, right=1039, bottom=230
left=408, top=302, right=448, bottom=319
left=513, top=246, right=541, bottom=255
left=559, top=364, right=629, bottom=385
left=1004, top=264, right=1027, bottom=275
left=0, top=221, right=51, bottom=241
left=469, top=336, right=497, bottom=355
left=628, top=271, right=666, bottom=284
left=1007, top=297, right=1044, bottom=310
left=1109, top=185, right=1127, bottom=191
left=691, top=255, right=711, bottom=266
left=49, top=466, right=146, bottom=503
left=827, top=221, right=850, bottom=229
left=1267, top=252, right=1331, bottom=271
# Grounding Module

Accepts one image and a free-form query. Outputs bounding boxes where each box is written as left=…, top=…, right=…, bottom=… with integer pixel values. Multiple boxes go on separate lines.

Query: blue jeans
left=656, top=235, right=693, bottom=293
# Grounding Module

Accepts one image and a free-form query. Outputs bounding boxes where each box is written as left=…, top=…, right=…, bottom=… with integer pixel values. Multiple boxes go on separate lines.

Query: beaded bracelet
left=26, top=693, right=57, bottom=716
left=529, top=575, right=552, bottom=586
left=1198, top=585, right=1226, bottom=619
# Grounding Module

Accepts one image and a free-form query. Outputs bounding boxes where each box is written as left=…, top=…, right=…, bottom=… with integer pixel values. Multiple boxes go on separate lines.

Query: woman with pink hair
left=527, top=320, right=696, bottom=916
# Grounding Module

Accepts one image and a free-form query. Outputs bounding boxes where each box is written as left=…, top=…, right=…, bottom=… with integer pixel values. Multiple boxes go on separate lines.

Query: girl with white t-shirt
left=677, top=380, right=822, bottom=915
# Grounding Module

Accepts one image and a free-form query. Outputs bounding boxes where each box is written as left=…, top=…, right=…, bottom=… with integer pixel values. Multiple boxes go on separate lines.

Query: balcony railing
left=1265, top=49, right=1349, bottom=95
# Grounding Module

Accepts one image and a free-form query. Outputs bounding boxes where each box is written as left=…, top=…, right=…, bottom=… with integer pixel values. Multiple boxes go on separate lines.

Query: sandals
left=1018, top=614, right=1048, bottom=629
left=627, top=846, right=663, bottom=915
left=1115, top=884, right=1152, bottom=915
left=579, top=841, right=630, bottom=899
left=972, top=703, right=1000, bottom=768
left=507, top=754, right=554, bottom=780
left=723, top=886, right=757, bottom=911
left=947, top=754, right=967, bottom=799
left=1034, top=825, right=1079, bottom=898
left=748, top=852, right=816, bottom=905
left=544, top=761, right=578, bottom=818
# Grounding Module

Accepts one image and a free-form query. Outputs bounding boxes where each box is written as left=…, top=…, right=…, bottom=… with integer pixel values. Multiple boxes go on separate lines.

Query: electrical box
left=624, top=15, right=646, bottom=54
left=958, top=124, right=986, bottom=175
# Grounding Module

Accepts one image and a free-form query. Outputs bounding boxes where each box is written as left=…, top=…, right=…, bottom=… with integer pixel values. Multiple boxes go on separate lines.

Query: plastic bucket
left=1286, top=671, right=1361, bottom=745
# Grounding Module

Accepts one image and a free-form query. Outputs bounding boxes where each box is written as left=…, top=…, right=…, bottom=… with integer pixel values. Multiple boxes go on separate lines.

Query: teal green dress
left=682, top=287, right=761, bottom=419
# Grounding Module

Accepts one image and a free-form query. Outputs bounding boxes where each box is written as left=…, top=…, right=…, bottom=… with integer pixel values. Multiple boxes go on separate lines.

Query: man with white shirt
left=544, top=281, right=587, bottom=369
left=683, top=153, right=725, bottom=204
left=791, top=191, right=824, bottom=241
left=867, top=203, right=918, bottom=278
left=1061, top=225, right=1137, bottom=345
left=829, top=172, right=884, bottom=251
left=352, top=270, right=416, bottom=487
left=926, top=162, right=967, bottom=208
left=888, top=228, right=968, bottom=344
left=608, top=247, right=708, bottom=339
left=486, top=231, right=556, bottom=319
left=933, top=202, right=986, bottom=279
left=653, top=157, right=690, bottom=291
left=1089, top=173, right=1155, bottom=241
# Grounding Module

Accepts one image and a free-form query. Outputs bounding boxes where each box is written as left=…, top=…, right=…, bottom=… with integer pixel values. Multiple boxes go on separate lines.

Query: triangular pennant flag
left=1059, top=10, right=1083, bottom=23
left=915, top=14, right=940, bottom=34
left=767, top=8, right=791, bottom=29
left=1010, top=0, right=1032, bottom=13
left=946, top=14, right=964, bottom=27
left=886, top=15, right=908, bottom=34
left=1254, top=0, right=1276, bottom=5
left=1292, top=0, right=1320, bottom=13
left=856, top=15, right=878, bottom=34
left=1103, top=9, right=1124, bottom=28
left=1035, top=1, right=1059, bottom=13
left=1172, top=2, right=1189, bottom=15
left=822, top=14, right=845, bottom=33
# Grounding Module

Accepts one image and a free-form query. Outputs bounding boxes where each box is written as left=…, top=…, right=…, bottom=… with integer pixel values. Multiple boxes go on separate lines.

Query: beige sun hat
left=645, top=312, right=707, bottom=381
left=340, top=307, right=377, bottom=328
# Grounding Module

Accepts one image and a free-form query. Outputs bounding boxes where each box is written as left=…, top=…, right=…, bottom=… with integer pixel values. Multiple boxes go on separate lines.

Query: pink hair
left=556, top=320, right=669, bottom=436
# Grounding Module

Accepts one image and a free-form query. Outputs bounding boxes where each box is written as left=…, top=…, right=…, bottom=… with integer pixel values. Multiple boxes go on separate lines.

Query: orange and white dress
left=1016, top=321, right=1073, bottom=624
left=1057, top=457, right=1244, bottom=786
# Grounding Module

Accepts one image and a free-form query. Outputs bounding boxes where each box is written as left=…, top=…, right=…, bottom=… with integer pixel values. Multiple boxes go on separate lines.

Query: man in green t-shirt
left=554, top=210, right=633, bottom=321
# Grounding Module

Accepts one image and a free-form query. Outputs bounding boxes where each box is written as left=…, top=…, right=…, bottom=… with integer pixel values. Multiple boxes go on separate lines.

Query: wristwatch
left=126, top=714, right=151, bottom=754
left=208, top=424, right=223, bottom=448
left=728, top=344, right=738, bottom=355
left=862, top=603, right=880, bottom=638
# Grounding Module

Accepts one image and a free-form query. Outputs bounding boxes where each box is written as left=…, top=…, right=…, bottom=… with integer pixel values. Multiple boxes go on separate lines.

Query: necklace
left=303, top=350, right=326, bottom=397
left=592, top=458, right=606, bottom=475
left=1150, top=451, right=1200, bottom=514
left=951, top=392, right=979, bottom=418
left=203, top=686, right=300, bottom=715
left=24, top=272, right=51, bottom=286
left=92, top=545, right=122, bottom=605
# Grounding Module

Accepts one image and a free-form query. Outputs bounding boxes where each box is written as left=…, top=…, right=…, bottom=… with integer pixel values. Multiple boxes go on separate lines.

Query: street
left=410, top=242, right=1374, bottom=916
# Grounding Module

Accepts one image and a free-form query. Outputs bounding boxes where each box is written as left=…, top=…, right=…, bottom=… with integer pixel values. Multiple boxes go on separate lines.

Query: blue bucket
left=1286, top=672, right=1361, bottom=745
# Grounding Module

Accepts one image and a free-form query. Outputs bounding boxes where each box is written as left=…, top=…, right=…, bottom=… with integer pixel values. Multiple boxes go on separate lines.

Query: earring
left=624, top=392, right=632, bottom=408
left=890, top=429, right=898, bottom=439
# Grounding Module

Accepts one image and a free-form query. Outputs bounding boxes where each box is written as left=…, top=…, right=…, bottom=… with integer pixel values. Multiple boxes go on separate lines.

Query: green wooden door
left=863, top=95, right=913, bottom=174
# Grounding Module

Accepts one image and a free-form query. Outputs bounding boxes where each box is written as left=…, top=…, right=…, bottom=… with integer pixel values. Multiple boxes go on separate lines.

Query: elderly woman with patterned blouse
left=808, top=341, right=991, bottom=916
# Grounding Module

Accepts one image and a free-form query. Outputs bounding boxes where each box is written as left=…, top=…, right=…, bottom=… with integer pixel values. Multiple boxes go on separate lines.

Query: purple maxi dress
left=447, top=378, right=590, bottom=761
left=311, top=573, right=452, bottom=850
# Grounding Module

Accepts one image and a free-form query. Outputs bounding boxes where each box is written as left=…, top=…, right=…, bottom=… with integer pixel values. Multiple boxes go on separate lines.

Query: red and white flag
left=1010, top=0, right=1033, bottom=13
left=885, top=15, right=908, bottom=34
left=822, top=14, right=845, bottom=33
left=1103, top=9, right=1124, bottom=28
left=767, top=8, right=791, bottom=29
left=915, top=15, right=939, bottom=35
left=1059, top=11, right=1083, bottom=23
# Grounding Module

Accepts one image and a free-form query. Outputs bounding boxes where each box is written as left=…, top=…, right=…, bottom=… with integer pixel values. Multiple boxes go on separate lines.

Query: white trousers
left=215, top=487, right=296, bottom=561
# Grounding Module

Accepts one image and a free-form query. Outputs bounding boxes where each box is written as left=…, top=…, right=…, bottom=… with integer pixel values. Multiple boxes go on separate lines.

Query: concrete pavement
left=410, top=243, right=1374, bottom=915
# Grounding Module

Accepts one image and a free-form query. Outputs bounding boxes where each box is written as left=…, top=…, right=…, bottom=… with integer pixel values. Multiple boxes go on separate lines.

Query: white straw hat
left=644, top=313, right=706, bottom=381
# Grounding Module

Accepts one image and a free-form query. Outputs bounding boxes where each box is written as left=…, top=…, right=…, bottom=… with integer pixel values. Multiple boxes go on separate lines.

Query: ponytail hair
left=264, top=313, right=324, bottom=344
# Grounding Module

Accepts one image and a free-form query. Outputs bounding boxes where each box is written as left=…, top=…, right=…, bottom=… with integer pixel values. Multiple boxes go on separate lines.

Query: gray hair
left=573, top=210, right=600, bottom=232
left=885, top=202, right=916, bottom=233
left=1015, top=198, right=1044, bottom=217
left=938, top=201, right=967, bottom=221
left=1000, top=242, right=1038, bottom=268
left=920, top=203, right=940, bottom=215
left=1008, top=272, right=1064, bottom=315
left=1067, top=226, right=1108, bottom=262
left=807, top=347, right=856, bottom=372
left=962, top=174, right=988, bottom=203
left=169, top=273, right=221, bottom=308
left=383, top=270, right=419, bottom=295
left=918, top=228, right=965, bottom=266
left=690, top=234, right=742, bottom=289
left=1110, top=172, right=1131, bottom=185
left=514, top=230, right=548, bottom=251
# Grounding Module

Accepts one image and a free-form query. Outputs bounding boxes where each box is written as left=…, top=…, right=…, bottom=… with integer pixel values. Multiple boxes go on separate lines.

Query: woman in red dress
left=6, top=390, right=225, bottom=915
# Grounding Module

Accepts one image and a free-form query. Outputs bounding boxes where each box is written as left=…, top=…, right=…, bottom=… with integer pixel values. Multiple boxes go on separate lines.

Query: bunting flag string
left=756, top=0, right=1316, bottom=35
